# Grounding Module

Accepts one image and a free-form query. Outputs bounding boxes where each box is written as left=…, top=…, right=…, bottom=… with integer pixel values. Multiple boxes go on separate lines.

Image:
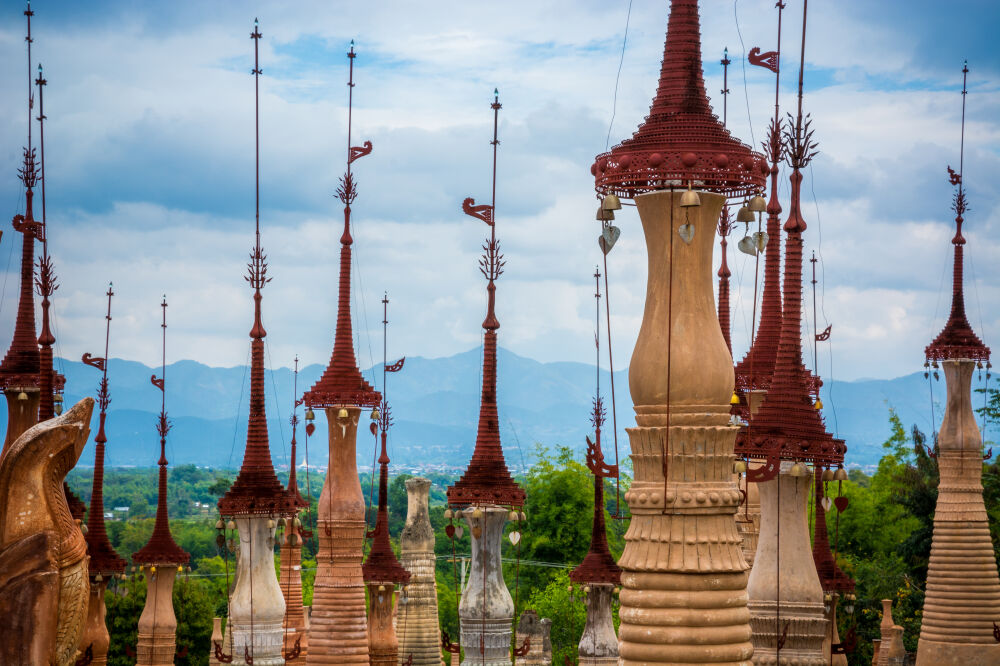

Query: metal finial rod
left=721, top=47, right=731, bottom=127
left=594, top=267, right=601, bottom=399
left=252, top=20, right=262, bottom=255
left=810, top=252, right=818, bottom=374
left=347, top=40, right=356, bottom=176
left=959, top=61, right=968, bottom=197
left=773, top=2, right=785, bottom=126
left=382, top=292, right=389, bottom=410
left=794, top=0, right=808, bottom=133
left=25, top=1, right=33, bottom=153
left=102, top=284, right=113, bottom=383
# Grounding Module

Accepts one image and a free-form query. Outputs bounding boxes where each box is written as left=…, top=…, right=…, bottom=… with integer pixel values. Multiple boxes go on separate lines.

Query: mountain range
left=14, top=348, right=992, bottom=473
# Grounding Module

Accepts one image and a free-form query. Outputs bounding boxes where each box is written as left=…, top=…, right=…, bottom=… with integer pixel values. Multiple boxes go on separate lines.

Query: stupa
left=362, top=295, right=411, bottom=665
left=279, top=359, right=310, bottom=660
left=79, top=287, right=128, bottom=665
left=303, top=41, right=383, bottom=666
left=131, top=298, right=191, bottom=666
left=446, top=89, right=527, bottom=666
left=216, top=21, right=302, bottom=666
left=590, top=0, right=765, bottom=663
left=914, top=63, right=1000, bottom=666
left=812, top=465, right=854, bottom=665
left=738, top=5, right=847, bottom=664
left=568, top=270, right=621, bottom=666
left=397, top=476, right=442, bottom=665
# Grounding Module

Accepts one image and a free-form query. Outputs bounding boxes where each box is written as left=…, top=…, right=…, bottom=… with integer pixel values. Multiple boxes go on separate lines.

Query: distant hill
left=11, top=349, right=991, bottom=472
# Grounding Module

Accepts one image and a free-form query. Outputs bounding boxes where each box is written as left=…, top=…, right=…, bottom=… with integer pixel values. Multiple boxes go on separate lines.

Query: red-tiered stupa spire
left=83, top=285, right=127, bottom=577
left=571, top=272, right=621, bottom=586
left=738, top=9, right=845, bottom=468
left=286, top=357, right=308, bottom=508
left=219, top=22, right=297, bottom=518
left=304, top=41, right=381, bottom=411
left=447, top=91, right=525, bottom=508
left=925, top=64, right=990, bottom=364
left=132, top=298, right=189, bottom=566
left=363, top=295, right=410, bottom=585
left=592, top=0, right=766, bottom=200
left=812, top=467, right=852, bottom=592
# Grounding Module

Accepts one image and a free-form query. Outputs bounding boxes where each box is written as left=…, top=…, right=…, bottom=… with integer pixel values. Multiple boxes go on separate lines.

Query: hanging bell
left=471, top=507, right=483, bottom=520
left=519, top=511, right=526, bottom=522
left=602, top=193, right=622, bottom=211
left=54, top=401, right=63, bottom=416
left=733, top=459, right=747, bottom=474
left=95, top=573, right=103, bottom=583
left=216, top=519, right=224, bottom=530
left=305, top=409, right=315, bottom=421
left=370, top=407, right=380, bottom=421
left=509, top=510, right=519, bottom=521
left=226, top=520, right=236, bottom=531
left=81, top=523, right=88, bottom=535
left=150, top=565, right=157, bottom=573
left=748, top=194, right=767, bottom=213
left=814, top=398, right=823, bottom=410
left=679, top=185, right=700, bottom=208
left=821, top=467, right=834, bottom=482
left=177, top=565, right=184, bottom=573
left=338, top=407, right=349, bottom=419
left=833, top=466, right=849, bottom=481
left=730, top=392, right=740, bottom=406
left=443, top=509, right=453, bottom=520
left=736, top=203, right=755, bottom=223
left=54, top=393, right=64, bottom=404
left=267, top=519, right=275, bottom=529
left=16, top=391, right=27, bottom=401
left=789, top=461, right=809, bottom=477
left=596, top=205, right=615, bottom=222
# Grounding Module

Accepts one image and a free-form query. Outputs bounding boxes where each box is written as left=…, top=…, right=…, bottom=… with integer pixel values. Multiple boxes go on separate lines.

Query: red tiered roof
left=363, top=421, right=410, bottom=585
left=304, top=45, right=381, bottom=410
left=87, top=407, right=126, bottom=575
left=570, top=401, right=621, bottom=586
left=593, top=0, right=766, bottom=200
left=219, top=25, right=299, bottom=517
left=447, top=93, right=525, bottom=509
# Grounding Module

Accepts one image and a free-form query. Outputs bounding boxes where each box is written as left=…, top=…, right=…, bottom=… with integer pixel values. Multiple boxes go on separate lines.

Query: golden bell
left=471, top=507, right=483, bottom=520
left=305, top=409, right=315, bottom=421
left=749, top=194, right=767, bottom=212
left=596, top=206, right=615, bottom=222
left=370, top=407, right=380, bottom=421
left=443, top=509, right=453, bottom=520
left=95, top=573, right=103, bottom=582
left=177, top=565, right=184, bottom=573
left=733, top=459, right=747, bottom=474
left=834, top=466, right=849, bottom=481
left=736, top=204, right=755, bottom=223
left=54, top=403, right=63, bottom=415
left=150, top=565, right=157, bottom=573
left=821, top=467, right=835, bottom=482
left=215, top=519, right=224, bottom=530
left=54, top=393, right=63, bottom=404
left=601, top=193, right=622, bottom=211
left=16, top=391, right=27, bottom=401
left=337, top=407, right=349, bottom=419
left=509, top=510, right=519, bottom=521
left=814, top=398, right=824, bottom=410
left=226, top=520, right=236, bottom=530
left=519, top=511, right=526, bottom=522
left=789, top=461, right=809, bottom=477
left=679, top=186, right=701, bottom=208
left=730, top=392, right=740, bottom=405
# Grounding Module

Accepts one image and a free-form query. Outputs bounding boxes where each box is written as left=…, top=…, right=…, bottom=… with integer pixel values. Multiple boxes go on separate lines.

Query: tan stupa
left=915, top=64, right=1000, bottom=666
left=279, top=364, right=309, bottom=661
left=397, top=477, right=443, bottom=665
left=304, top=43, right=382, bottom=665
left=591, top=0, right=766, bottom=663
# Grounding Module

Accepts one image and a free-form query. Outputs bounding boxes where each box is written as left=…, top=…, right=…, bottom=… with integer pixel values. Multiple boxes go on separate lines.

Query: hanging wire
left=734, top=0, right=757, bottom=148
left=604, top=0, right=634, bottom=151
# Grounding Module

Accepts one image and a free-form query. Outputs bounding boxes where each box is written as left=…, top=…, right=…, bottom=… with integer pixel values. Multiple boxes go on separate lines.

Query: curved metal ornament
left=348, top=140, right=373, bottom=165
left=745, top=453, right=780, bottom=483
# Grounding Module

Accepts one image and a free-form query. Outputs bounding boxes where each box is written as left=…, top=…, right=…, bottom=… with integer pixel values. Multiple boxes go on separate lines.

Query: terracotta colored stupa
left=216, top=23, right=301, bottom=666
left=132, top=299, right=190, bottom=666
left=446, top=89, right=527, bottom=666
left=303, top=41, right=383, bottom=666
left=914, top=64, right=1000, bottom=666
left=397, top=476, right=442, bottom=665
left=590, top=1, right=763, bottom=663
left=279, top=359, right=310, bottom=660
left=78, top=287, right=128, bottom=666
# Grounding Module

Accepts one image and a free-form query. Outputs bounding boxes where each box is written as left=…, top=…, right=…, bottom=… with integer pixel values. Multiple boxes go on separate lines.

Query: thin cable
left=604, top=0, right=634, bottom=150
left=734, top=0, right=756, bottom=149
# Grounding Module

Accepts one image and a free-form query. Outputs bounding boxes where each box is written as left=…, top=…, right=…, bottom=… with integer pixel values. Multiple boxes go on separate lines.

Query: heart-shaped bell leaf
left=455, top=526, right=464, bottom=539
left=753, top=231, right=768, bottom=252
left=821, top=496, right=833, bottom=512
left=737, top=235, right=757, bottom=256
left=305, top=423, right=316, bottom=437
left=834, top=496, right=849, bottom=513
left=602, top=225, right=621, bottom=252
left=678, top=223, right=695, bottom=244
left=370, top=422, right=378, bottom=435
left=445, top=525, right=455, bottom=539
left=509, top=531, right=521, bottom=546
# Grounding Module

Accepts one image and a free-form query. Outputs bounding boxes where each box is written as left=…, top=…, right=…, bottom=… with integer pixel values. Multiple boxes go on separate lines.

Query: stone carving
left=617, top=190, right=753, bottom=665
left=515, top=610, right=551, bottom=666
left=915, top=361, right=1000, bottom=664
left=0, top=397, right=93, bottom=666
left=397, top=477, right=442, bottom=665
left=307, top=406, right=370, bottom=664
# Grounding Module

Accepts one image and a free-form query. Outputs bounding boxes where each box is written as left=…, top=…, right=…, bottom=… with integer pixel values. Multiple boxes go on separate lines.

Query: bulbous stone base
left=578, top=584, right=618, bottom=665
left=459, top=506, right=513, bottom=666
left=398, top=477, right=442, bottom=666
left=229, top=517, right=286, bottom=666
left=136, top=567, right=178, bottom=666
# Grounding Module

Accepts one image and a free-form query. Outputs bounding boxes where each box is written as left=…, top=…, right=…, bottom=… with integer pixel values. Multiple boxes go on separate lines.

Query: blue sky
left=0, top=0, right=997, bottom=382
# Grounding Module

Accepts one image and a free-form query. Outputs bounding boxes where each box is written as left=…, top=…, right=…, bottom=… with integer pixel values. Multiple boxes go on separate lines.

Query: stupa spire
left=218, top=20, right=296, bottom=518
left=925, top=63, right=989, bottom=363
left=447, top=90, right=525, bottom=509
left=287, top=356, right=307, bottom=507
left=132, top=297, right=189, bottom=566
left=716, top=49, right=734, bottom=353
left=83, top=285, right=126, bottom=576
left=305, top=40, right=381, bottom=410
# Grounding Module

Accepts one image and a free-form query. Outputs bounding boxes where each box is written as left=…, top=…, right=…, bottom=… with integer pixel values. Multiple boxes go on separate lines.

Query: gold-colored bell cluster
left=597, top=193, right=621, bottom=221
left=788, top=461, right=810, bottom=477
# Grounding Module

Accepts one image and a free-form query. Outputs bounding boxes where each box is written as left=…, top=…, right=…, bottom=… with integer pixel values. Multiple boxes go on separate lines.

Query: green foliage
left=522, top=569, right=588, bottom=664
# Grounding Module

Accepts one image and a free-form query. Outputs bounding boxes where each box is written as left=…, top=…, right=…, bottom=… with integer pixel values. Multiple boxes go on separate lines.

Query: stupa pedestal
left=279, top=518, right=308, bottom=659
left=307, top=406, right=369, bottom=664
left=820, top=597, right=847, bottom=666
left=136, top=566, right=180, bottom=666
left=368, top=581, right=401, bottom=665
left=618, top=190, right=752, bottom=665
left=515, top=610, right=551, bottom=665
left=229, top=517, right=285, bottom=665
left=80, top=578, right=112, bottom=665
left=398, top=477, right=442, bottom=665
left=579, top=585, right=618, bottom=665
left=459, top=506, right=513, bottom=666
left=747, top=464, right=826, bottom=665
left=915, top=361, right=1000, bottom=664
left=209, top=617, right=224, bottom=665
